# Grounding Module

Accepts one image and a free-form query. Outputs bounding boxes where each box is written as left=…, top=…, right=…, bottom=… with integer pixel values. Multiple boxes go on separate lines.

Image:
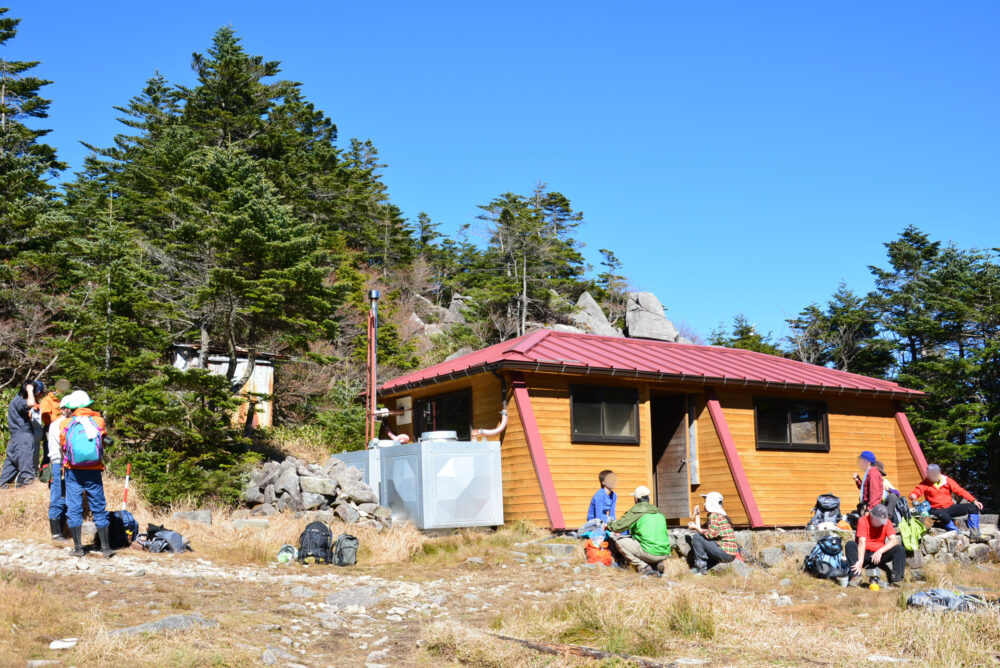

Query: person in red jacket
left=909, top=464, right=983, bottom=537
left=852, top=450, right=883, bottom=514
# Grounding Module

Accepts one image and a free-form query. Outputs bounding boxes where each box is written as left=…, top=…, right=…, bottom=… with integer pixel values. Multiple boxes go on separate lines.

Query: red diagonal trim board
left=510, top=371, right=565, bottom=529
left=705, top=387, right=764, bottom=528
left=894, top=405, right=928, bottom=479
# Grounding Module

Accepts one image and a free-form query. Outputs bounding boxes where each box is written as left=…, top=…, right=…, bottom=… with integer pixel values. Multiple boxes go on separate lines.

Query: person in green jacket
left=607, top=485, right=671, bottom=577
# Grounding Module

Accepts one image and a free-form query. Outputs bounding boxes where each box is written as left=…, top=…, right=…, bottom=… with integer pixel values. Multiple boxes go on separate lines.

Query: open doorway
left=650, top=393, right=689, bottom=523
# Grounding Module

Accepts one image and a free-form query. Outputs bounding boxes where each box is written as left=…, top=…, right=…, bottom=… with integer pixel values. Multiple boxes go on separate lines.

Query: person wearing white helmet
left=44, top=391, right=75, bottom=541
left=59, top=391, right=114, bottom=558
left=606, top=485, right=671, bottom=577
left=687, top=491, right=740, bottom=575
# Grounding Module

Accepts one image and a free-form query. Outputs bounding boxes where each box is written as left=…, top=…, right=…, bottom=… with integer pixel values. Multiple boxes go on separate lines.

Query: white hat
left=702, top=491, right=726, bottom=515
left=59, top=394, right=74, bottom=409
left=634, top=485, right=651, bottom=499
left=63, top=390, right=93, bottom=410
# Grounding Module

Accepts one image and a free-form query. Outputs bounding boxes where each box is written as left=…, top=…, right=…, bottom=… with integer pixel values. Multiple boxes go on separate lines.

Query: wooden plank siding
left=382, top=371, right=925, bottom=529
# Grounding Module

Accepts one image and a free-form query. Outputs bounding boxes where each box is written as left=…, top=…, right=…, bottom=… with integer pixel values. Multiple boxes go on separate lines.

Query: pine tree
left=710, top=314, right=783, bottom=356
left=0, top=8, right=65, bottom=258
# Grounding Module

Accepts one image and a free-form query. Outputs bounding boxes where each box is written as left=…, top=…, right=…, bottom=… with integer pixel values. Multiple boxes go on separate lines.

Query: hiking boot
left=96, top=526, right=115, bottom=559
left=847, top=576, right=862, bottom=587
left=640, top=566, right=661, bottom=578
left=655, top=561, right=666, bottom=574
left=49, top=518, right=68, bottom=542
left=69, top=525, right=85, bottom=557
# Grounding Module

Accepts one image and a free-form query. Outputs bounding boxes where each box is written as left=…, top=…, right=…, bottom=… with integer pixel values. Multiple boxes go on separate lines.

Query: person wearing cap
left=845, top=503, right=905, bottom=586
left=60, top=391, right=113, bottom=558
left=686, top=492, right=740, bottom=574
left=37, top=379, right=71, bottom=471
left=44, top=391, right=75, bottom=541
left=852, top=450, right=883, bottom=514
left=1, top=380, right=45, bottom=488
left=908, top=464, right=983, bottom=537
left=606, top=486, right=671, bottom=577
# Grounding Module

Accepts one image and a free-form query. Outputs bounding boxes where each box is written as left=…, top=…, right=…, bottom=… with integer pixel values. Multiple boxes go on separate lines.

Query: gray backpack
left=148, top=529, right=191, bottom=553
left=333, top=534, right=359, bottom=566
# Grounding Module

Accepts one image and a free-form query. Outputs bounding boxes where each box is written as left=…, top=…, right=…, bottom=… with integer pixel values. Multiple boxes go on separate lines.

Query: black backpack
left=107, top=510, right=140, bottom=549
left=804, top=535, right=849, bottom=580
left=806, top=494, right=841, bottom=528
left=298, top=521, right=333, bottom=564
left=333, top=534, right=359, bottom=566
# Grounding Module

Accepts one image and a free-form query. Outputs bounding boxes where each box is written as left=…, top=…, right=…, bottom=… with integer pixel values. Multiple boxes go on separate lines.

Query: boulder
left=295, top=510, right=334, bottom=524
left=445, top=294, right=470, bottom=324
left=263, top=484, right=276, bottom=505
left=711, top=560, right=752, bottom=577
left=358, top=503, right=379, bottom=515
left=299, top=476, right=338, bottom=497
left=372, top=505, right=392, bottom=521
left=323, top=456, right=347, bottom=477
left=171, top=510, right=212, bottom=526
left=625, top=292, right=680, bottom=342
left=251, top=503, right=276, bottom=517
left=921, top=536, right=942, bottom=555
left=571, top=292, right=621, bottom=337
left=966, top=543, right=991, bottom=562
left=326, top=585, right=382, bottom=610
left=109, top=614, right=217, bottom=637
left=548, top=324, right=587, bottom=334
left=784, top=541, right=815, bottom=558
left=414, top=294, right=451, bottom=324
left=335, top=503, right=361, bottom=524
left=335, top=466, right=364, bottom=486
left=256, top=461, right=282, bottom=489
left=444, top=347, right=474, bottom=362
left=262, top=645, right=298, bottom=666
left=289, top=585, right=318, bottom=599
left=760, top=547, right=785, bottom=568
left=906, top=551, right=925, bottom=569
left=275, top=465, right=300, bottom=497
left=234, top=518, right=270, bottom=530
left=339, top=480, right=378, bottom=505
left=301, top=492, right=326, bottom=511
left=243, top=482, right=264, bottom=505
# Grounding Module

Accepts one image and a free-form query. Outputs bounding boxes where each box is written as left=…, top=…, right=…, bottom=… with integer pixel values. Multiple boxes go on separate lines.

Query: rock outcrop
left=570, top=292, right=622, bottom=337
left=243, top=456, right=390, bottom=528
left=625, top=292, right=690, bottom=343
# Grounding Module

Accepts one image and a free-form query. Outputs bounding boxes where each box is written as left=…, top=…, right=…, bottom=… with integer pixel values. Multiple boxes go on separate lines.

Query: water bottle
left=869, top=574, right=881, bottom=591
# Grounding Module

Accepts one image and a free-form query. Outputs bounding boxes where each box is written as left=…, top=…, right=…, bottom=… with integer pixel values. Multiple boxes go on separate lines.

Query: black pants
left=687, top=533, right=736, bottom=569
left=929, top=503, right=977, bottom=527
left=845, top=541, right=905, bottom=583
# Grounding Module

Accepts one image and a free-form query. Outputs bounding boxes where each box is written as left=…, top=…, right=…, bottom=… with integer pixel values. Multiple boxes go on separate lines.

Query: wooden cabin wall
left=713, top=389, right=910, bottom=526
left=384, top=374, right=504, bottom=441
left=520, top=372, right=655, bottom=529
left=692, top=396, right=749, bottom=525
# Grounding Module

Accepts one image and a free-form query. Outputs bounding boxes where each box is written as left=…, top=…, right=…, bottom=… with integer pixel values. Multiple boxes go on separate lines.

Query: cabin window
left=753, top=398, right=829, bottom=452
left=570, top=386, right=639, bottom=445
left=414, top=391, right=472, bottom=440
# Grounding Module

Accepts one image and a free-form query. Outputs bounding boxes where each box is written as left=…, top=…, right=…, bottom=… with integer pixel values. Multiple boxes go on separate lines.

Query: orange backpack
left=585, top=540, right=613, bottom=566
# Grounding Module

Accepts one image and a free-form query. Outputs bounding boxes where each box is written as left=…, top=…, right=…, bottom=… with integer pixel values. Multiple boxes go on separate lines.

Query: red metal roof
left=380, top=330, right=924, bottom=399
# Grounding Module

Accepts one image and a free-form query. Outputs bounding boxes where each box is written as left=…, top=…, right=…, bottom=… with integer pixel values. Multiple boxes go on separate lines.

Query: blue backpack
left=804, top=535, right=850, bottom=580
left=63, top=416, right=103, bottom=466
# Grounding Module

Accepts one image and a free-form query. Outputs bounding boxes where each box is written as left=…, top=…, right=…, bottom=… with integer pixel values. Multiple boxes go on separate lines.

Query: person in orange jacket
left=59, top=391, right=113, bottom=558
left=909, top=463, right=983, bottom=537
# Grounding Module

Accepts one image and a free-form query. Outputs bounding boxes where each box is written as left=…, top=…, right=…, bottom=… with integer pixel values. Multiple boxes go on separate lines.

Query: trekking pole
left=121, top=463, right=131, bottom=511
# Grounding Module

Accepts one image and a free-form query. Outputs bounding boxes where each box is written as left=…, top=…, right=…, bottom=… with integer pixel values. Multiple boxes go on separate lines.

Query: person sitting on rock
left=908, top=463, right=983, bottom=538
left=845, top=503, right=905, bottom=587
left=606, top=486, right=671, bottom=577
left=686, top=492, right=740, bottom=575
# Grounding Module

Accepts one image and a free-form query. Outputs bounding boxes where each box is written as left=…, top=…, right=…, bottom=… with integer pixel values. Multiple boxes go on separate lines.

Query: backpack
left=806, top=494, right=841, bottom=528
left=333, top=534, right=359, bottom=566
left=585, top=539, right=613, bottom=566
left=63, top=416, right=103, bottom=467
left=907, top=589, right=990, bottom=612
left=298, top=521, right=333, bottom=564
left=148, top=529, right=190, bottom=553
left=107, top=510, right=139, bottom=549
left=803, top=535, right=849, bottom=580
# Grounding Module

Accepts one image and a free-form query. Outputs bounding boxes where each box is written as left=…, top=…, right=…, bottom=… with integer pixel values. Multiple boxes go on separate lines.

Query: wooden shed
left=378, top=330, right=928, bottom=529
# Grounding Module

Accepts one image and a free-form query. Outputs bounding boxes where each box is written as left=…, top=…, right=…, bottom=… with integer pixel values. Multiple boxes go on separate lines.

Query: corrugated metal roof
left=380, top=330, right=924, bottom=399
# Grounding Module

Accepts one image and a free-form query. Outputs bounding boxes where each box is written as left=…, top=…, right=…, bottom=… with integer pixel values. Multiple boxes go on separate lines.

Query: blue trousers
left=48, top=462, right=67, bottom=520
left=64, top=468, right=109, bottom=529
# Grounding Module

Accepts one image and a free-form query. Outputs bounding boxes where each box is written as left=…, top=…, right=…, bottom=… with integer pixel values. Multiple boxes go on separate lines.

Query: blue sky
left=10, top=2, right=999, bottom=342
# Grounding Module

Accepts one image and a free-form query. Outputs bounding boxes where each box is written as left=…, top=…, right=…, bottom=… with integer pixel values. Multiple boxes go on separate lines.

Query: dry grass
left=413, top=520, right=551, bottom=566
left=422, top=622, right=592, bottom=667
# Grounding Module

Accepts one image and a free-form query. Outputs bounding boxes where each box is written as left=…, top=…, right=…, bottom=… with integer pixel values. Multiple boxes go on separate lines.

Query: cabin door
left=650, top=393, right=690, bottom=522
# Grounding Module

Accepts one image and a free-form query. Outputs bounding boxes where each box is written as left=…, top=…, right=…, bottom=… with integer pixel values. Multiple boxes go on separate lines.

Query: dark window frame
left=570, top=385, right=640, bottom=445
left=414, top=390, right=473, bottom=440
left=753, top=397, right=830, bottom=452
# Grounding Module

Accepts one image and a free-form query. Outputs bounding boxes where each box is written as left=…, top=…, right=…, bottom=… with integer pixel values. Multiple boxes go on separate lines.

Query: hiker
left=908, top=464, right=983, bottom=537
left=45, top=393, right=75, bottom=541
left=852, top=450, right=883, bottom=514
left=845, top=503, right=905, bottom=587
left=874, top=460, right=903, bottom=524
left=60, top=391, right=113, bottom=558
left=607, top=486, right=671, bottom=577
left=37, top=379, right=69, bottom=474
left=587, top=469, right=618, bottom=524
left=686, top=492, right=740, bottom=574
left=1, top=381, right=44, bottom=488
